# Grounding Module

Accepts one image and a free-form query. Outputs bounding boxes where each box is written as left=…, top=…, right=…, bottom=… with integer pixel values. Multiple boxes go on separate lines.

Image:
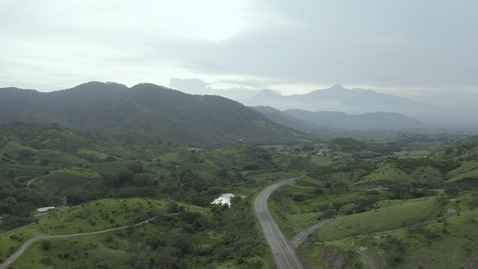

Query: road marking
left=259, top=189, right=295, bottom=269
left=256, top=195, right=284, bottom=269
left=265, top=191, right=303, bottom=268
left=257, top=179, right=304, bottom=269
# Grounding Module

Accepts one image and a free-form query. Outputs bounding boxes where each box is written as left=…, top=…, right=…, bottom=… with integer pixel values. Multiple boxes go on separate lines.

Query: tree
left=6, top=169, right=17, bottom=179
left=101, top=173, right=121, bottom=188
left=167, top=202, right=180, bottom=213
left=41, top=240, right=52, bottom=251
left=444, top=188, right=459, bottom=196
left=11, top=202, right=35, bottom=217
left=191, top=179, right=206, bottom=192
left=389, top=183, right=413, bottom=200
left=40, top=158, right=50, bottom=166
left=247, top=257, right=264, bottom=269
left=128, top=162, right=144, bottom=173
left=104, top=156, right=116, bottom=162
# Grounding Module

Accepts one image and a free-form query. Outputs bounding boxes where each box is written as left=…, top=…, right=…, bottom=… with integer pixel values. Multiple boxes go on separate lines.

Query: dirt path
left=0, top=217, right=155, bottom=269
left=26, top=177, right=37, bottom=188
left=289, top=218, right=333, bottom=247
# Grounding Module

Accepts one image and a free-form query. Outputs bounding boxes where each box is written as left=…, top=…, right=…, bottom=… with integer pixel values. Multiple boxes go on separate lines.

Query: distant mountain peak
left=258, top=89, right=281, bottom=96
left=248, top=89, right=283, bottom=103
left=330, top=84, right=346, bottom=90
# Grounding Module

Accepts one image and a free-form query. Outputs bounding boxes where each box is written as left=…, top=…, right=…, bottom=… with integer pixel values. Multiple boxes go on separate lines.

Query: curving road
left=0, top=217, right=156, bottom=269
left=255, top=178, right=305, bottom=269
left=290, top=218, right=333, bottom=248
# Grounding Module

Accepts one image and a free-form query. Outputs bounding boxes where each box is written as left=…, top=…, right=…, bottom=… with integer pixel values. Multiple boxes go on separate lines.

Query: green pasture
left=10, top=232, right=130, bottom=269
left=310, top=157, right=333, bottom=166
left=316, top=197, right=440, bottom=241
left=35, top=198, right=166, bottom=234
left=303, top=191, right=478, bottom=269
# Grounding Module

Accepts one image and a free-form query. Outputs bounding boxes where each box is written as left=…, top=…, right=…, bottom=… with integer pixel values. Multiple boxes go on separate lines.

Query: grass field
left=301, top=191, right=478, bottom=269
left=268, top=183, right=366, bottom=239
left=0, top=163, right=50, bottom=180
left=444, top=160, right=478, bottom=182
left=315, top=197, right=440, bottom=241
left=356, top=163, right=445, bottom=187
left=0, top=225, right=43, bottom=263
left=310, top=157, right=333, bottom=166
left=0, top=198, right=169, bottom=264
left=10, top=231, right=131, bottom=269
left=36, top=198, right=166, bottom=234
left=393, top=149, right=431, bottom=158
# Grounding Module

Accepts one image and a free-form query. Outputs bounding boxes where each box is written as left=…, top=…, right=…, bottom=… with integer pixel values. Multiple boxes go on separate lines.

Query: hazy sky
left=1, top=0, right=477, bottom=107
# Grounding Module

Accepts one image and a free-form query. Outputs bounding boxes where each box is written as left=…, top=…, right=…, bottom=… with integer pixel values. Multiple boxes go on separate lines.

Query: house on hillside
left=36, top=206, right=56, bottom=213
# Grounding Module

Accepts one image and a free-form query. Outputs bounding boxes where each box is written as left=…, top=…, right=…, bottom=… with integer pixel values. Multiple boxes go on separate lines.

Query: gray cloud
left=167, top=0, right=478, bottom=89
left=169, top=78, right=260, bottom=102
left=169, top=78, right=212, bottom=95
left=1, top=0, right=478, bottom=104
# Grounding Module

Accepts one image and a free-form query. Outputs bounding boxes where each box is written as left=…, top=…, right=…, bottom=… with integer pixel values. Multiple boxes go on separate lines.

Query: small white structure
left=36, top=206, right=56, bottom=213
left=211, top=193, right=234, bottom=206
left=447, top=208, right=457, bottom=214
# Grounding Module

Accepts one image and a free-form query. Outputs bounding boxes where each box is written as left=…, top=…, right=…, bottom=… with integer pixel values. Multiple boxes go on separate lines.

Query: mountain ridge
left=0, top=82, right=308, bottom=147
left=245, top=85, right=478, bottom=126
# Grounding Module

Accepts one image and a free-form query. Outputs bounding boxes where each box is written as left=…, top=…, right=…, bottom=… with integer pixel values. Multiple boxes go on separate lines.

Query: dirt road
left=290, top=218, right=333, bottom=247
left=0, top=217, right=155, bottom=269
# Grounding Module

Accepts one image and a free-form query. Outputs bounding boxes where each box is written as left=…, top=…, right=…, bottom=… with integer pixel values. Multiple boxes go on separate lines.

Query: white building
left=36, top=206, right=56, bottom=213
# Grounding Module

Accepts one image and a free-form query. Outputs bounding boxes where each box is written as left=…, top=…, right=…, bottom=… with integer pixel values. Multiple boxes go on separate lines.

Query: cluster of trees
left=0, top=181, right=53, bottom=229
left=46, top=198, right=268, bottom=269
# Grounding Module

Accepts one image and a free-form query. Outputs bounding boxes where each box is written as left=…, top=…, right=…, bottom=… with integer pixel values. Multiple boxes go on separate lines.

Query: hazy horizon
left=1, top=0, right=477, bottom=108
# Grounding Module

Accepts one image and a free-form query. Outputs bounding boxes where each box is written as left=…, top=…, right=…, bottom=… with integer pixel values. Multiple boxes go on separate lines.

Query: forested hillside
left=0, top=82, right=310, bottom=147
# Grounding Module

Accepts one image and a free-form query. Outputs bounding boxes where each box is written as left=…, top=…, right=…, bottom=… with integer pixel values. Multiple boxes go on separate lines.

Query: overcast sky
left=1, top=0, right=477, bottom=107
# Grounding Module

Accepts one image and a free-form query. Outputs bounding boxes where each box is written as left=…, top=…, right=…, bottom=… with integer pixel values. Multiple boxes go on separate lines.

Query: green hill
left=0, top=82, right=309, bottom=147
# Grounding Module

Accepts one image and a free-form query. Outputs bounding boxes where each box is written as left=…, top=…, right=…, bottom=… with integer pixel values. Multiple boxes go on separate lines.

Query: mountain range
left=0, top=82, right=308, bottom=147
left=250, top=106, right=437, bottom=131
left=245, top=85, right=478, bottom=127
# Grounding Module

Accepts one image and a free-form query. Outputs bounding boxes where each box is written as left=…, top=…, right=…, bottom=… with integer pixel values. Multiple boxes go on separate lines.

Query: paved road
left=0, top=217, right=156, bottom=269
left=255, top=178, right=305, bottom=269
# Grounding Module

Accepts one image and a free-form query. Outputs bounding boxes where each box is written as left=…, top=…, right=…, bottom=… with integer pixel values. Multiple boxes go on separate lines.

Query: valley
left=0, top=121, right=477, bottom=268
left=0, top=84, right=477, bottom=269
left=3, top=1, right=477, bottom=268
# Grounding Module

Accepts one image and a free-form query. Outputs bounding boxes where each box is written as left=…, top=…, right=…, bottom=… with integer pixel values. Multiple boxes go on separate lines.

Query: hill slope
left=0, top=82, right=308, bottom=147
left=250, top=106, right=330, bottom=133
